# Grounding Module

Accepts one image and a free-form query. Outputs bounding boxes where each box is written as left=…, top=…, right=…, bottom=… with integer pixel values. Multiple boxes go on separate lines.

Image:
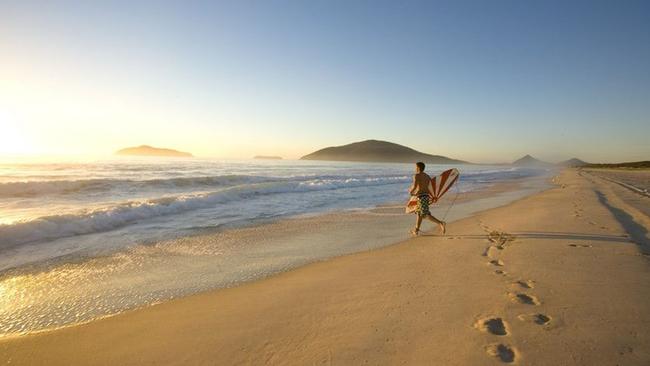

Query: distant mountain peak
left=512, top=154, right=549, bottom=166
left=116, top=145, right=193, bottom=158
left=300, top=139, right=467, bottom=164
left=558, top=158, right=589, bottom=167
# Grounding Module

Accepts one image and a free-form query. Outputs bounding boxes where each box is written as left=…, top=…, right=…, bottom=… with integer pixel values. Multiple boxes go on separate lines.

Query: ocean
left=0, top=158, right=549, bottom=336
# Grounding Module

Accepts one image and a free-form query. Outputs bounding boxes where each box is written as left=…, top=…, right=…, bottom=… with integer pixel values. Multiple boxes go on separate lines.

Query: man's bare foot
left=410, top=228, right=420, bottom=236
left=439, top=221, right=446, bottom=235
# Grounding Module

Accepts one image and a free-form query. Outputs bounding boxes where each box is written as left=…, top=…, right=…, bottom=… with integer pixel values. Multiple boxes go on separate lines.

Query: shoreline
left=0, top=166, right=542, bottom=274
left=0, top=173, right=552, bottom=338
left=1, top=169, right=649, bottom=364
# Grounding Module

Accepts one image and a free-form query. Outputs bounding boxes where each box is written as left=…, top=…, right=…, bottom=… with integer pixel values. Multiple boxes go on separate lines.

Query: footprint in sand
left=486, top=344, right=517, bottom=363
left=488, top=231, right=516, bottom=249
left=474, top=317, right=509, bottom=336
left=489, top=259, right=505, bottom=267
left=518, top=313, right=552, bottom=326
left=509, top=292, right=540, bottom=305
left=515, top=280, right=535, bottom=289
left=483, top=245, right=499, bottom=258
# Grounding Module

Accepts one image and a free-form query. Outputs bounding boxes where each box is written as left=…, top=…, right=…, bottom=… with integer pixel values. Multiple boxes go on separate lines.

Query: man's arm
left=408, top=175, right=417, bottom=195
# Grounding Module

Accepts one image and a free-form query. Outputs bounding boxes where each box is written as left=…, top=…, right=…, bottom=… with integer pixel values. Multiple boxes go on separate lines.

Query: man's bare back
left=410, top=172, right=432, bottom=196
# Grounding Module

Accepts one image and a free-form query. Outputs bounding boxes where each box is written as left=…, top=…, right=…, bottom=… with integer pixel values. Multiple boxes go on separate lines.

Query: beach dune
left=1, top=169, right=649, bottom=365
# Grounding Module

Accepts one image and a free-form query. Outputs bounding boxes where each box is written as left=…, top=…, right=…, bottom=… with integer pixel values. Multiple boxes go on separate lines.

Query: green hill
left=300, top=140, right=466, bottom=164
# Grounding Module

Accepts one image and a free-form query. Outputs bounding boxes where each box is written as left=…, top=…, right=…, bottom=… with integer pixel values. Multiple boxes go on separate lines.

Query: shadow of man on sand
left=595, top=190, right=649, bottom=251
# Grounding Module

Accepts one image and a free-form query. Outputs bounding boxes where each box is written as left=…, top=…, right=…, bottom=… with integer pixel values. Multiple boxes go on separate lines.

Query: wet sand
left=1, top=169, right=649, bottom=365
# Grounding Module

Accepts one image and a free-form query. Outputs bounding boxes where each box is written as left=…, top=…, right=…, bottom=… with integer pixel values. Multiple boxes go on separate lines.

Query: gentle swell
left=0, top=175, right=275, bottom=198
left=0, top=168, right=544, bottom=198
left=0, top=176, right=410, bottom=248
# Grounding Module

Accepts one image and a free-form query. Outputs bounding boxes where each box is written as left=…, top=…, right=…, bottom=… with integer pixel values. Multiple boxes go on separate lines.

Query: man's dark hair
left=416, top=162, right=425, bottom=171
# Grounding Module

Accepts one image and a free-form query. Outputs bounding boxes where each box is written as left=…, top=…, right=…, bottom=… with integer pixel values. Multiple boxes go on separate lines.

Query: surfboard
left=405, top=168, right=460, bottom=213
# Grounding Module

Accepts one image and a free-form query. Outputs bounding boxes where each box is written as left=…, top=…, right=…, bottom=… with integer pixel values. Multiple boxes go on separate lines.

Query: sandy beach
left=1, top=168, right=649, bottom=365
left=4, top=1, right=649, bottom=364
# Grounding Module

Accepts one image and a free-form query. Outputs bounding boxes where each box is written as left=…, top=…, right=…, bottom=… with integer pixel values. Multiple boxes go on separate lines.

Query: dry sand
left=1, top=169, right=649, bottom=365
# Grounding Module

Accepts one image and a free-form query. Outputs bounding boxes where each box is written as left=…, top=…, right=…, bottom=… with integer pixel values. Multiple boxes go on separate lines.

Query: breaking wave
left=0, top=175, right=409, bottom=248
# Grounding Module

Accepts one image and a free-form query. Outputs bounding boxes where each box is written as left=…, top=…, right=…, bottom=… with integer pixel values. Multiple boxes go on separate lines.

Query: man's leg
left=426, top=214, right=446, bottom=234
left=412, top=214, right=424, bottom=235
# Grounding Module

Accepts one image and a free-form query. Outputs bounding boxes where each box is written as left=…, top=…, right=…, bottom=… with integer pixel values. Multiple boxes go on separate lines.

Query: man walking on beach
left=408, top=162, right=446, bottom=236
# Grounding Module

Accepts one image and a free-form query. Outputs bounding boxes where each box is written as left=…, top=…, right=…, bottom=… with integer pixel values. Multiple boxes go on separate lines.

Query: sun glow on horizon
left=0, top=120, right=37, bottom=156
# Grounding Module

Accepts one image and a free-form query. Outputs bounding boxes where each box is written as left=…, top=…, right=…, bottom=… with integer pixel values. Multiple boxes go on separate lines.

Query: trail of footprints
left=571, top=194, right=608, bottom=238
left=572, top=196, right=609, bottom=230
left=475, top=221, right=553, bottom=363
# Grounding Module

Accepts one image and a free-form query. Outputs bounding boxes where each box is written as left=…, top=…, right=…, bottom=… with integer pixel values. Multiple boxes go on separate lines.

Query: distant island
left=253, top=155, right=283, bottom=160
left=512, top=154, right=552, bottom=167
left=300, top=139, right=466, bottom=164
left=115, top=145, right=193, bottom=158
left=510, top=156, right=649, bottom=168
left=510, top=156, right=650, bottom=168
left=558, top=158, right=589, bottom=167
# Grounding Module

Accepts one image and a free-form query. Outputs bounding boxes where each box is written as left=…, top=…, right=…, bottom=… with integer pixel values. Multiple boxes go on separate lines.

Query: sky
left=1, top=0, right=649, bottom=163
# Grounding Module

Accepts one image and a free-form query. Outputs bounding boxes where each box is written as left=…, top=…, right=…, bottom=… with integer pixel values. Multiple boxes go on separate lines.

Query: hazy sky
left=1, top=0, right=649, bottom=163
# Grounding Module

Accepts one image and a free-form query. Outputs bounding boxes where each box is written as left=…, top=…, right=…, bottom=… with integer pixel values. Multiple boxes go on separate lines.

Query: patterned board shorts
left=415, top=194, right=431, bottom=216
